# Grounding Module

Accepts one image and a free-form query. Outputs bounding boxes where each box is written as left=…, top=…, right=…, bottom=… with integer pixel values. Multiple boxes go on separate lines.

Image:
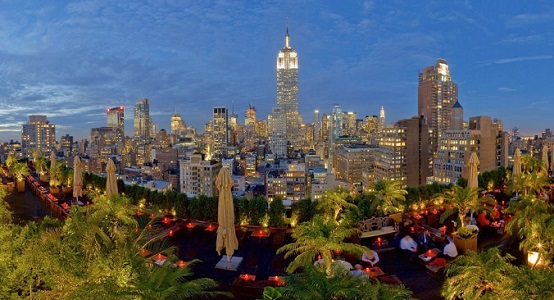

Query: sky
left=0, top=0, right=553, bottom=142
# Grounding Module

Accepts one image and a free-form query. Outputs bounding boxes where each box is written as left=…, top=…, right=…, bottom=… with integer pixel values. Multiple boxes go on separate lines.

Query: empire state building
left=269, top=25, right=302, bottom=156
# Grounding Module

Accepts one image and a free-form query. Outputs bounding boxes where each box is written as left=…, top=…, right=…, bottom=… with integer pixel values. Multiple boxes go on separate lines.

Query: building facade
left=180, top=154, right=221, bottom=197
left=21, top=115, right=56, bottom=158
left=418, top=59, right=458, bottom=158
left=271, top=25, right=302, bottom=152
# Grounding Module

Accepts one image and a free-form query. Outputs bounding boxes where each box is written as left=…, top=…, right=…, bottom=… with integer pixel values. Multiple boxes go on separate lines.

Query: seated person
left=350, top=264, right=367, bottom=277
left=416, top=229, right=435, bottom=252
left=399, top=234, right=418, bottom=259
left=443, top=238, right=458, bottom=258
left=361, top=250, right=380, bottom=267
left=492, top=207, right=501, bottom=221
left=477, top=211, right=490, bottom=227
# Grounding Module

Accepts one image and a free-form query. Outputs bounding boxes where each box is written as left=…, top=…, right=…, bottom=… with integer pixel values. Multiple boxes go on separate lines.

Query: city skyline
left=0, top=1, right=553, bottom=142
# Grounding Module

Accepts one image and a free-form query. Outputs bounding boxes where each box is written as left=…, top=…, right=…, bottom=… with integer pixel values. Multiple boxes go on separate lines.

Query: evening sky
left=0, top=1, right=552, bottom=141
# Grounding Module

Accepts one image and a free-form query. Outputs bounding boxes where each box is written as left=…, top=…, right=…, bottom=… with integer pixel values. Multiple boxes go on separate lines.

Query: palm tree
left=442, top=247, right=519, bottom=300
left=280, top=267, right=414, bottom=300
left=34, top=155, right=48, bottom=180
left=12, top=162, right=29, bottom=192
left=5, top=154, right=18, bottom=170
left=505, top=195, right=554, bottom=268
left=521, top=154, right=542, bottom=174
left=315, top=187, right=356, bottom=221
left=371, top=179, right=408, bottom=214
left=129, top=260, right=230, bottom=300
left=277, top=215, right=369, bottom=275
left=523, top=171, right=551, bottom=197
left=437, top=185, right=494, bottom=227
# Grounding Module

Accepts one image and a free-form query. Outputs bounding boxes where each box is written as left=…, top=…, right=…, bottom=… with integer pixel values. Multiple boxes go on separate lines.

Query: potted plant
left=34, top=155, right=48, bottom=181
left=49, top=164, right=62, bottom=194
left=12, top=162, right=29, bottom=192
left=453, top=225, right=479, bottom=252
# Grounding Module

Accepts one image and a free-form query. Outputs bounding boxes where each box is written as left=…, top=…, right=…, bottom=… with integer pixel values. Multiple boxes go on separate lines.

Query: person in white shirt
left=399, top=234, right=418, bottom=260
left=361, top=250, right=380, bottom=267
left=443, top=238, right=458, bottom=258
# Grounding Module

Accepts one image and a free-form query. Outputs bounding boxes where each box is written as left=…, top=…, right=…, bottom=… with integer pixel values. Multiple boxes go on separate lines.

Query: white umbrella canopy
left=215, top=167, right=238, bottom=261
left=467, top=152, right=480, bottom=189
left=106, top=159, right=118, bottom=196
left=72, top=156, right=83, bottom=200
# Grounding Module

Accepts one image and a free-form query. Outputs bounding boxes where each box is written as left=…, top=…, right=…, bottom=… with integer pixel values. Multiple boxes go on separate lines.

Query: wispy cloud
left=498, top=87, right=516, bottom=92
left=494, top=55, right=552, bottom=64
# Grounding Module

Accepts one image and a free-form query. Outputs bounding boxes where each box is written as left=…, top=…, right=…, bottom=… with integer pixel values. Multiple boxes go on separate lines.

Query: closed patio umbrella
left=512, top=148, right=522, bottom=178
left=542, top=145, right=549, bottom=173
left=467, top=152, right=480, bottom=189
left=216, top=167, right=238, bottom=262
left=106, top=159, right=118, bottom=196
left=73, top=156, right=83, bottom=202
left=50, top=151, right=57, bottom=184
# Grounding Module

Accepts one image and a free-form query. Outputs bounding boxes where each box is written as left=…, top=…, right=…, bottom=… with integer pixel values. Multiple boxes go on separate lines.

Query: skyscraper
left=170, top=113, right=186, bottom=138
left=106, top=106, right=125, bottom=153
left=212, top=107, right=229, bottom=159
left=134, top=98, right=152, bottom=141
left=270, top=24, right=302, bottom=154
left=21, top=115, right=56, bottom=158
left=134, top=98, right=152, bottom=165
left=418, top=59, right=458, bottom=156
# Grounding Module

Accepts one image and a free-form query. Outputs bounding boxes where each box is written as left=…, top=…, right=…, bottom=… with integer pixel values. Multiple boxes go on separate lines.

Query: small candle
left=168, top=229, right=174, bottom=237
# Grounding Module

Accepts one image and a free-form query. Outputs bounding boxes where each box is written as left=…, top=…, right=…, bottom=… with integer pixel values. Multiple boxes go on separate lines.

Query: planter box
left=16, top=181, right=25, bottom=192
left=453, top=233, right=477, bottom=253
left=62, top=186, right=72, bottom=193
left=50, top=187, right=60, bottom=194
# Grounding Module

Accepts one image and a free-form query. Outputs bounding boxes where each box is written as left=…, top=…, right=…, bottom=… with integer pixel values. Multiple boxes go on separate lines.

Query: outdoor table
left=364, top=266, right=385, bottom=277
left=251, top=229, right=270, bottom=238
left=418, top=248, right=441, bottom=263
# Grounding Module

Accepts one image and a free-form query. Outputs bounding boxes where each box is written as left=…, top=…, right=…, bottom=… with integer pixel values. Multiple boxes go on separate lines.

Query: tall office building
left=134, top=98, right=152, bottom=141
left=328, top=104, right=343, bottom=171
left=244, top=105, right=257, bottom=150
left=271, top=25, right=302, bottom=152
left=418, top=59, right=458, bottom=157
left=107, top=106, right=125, bottom=153
left=21, top=115, right=56, bottom=158
left=170, top=113, right=186, bottom=138
left=212, top=107, right=229, bottom=159
left=134, top=98, right=152, bottom=165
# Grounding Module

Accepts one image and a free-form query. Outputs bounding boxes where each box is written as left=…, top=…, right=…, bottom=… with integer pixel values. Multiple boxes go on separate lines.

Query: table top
left=251, top=230, right=270, bottom=238
left=364, top=266, right=385, bottom=277
left=419, top=248, right=441, bottom=262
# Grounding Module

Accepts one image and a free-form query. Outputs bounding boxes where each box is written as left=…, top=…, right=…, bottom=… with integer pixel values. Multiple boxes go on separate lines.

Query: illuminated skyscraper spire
left=270, top=23, right=302, bottom=156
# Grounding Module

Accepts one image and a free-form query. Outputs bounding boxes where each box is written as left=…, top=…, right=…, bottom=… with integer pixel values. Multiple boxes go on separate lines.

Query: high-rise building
left=244, top=105, right=257, bottom=151
left=170, top=113, right=186, bottom=138
left=180, top=154, right=221, bottom=197
left=107, top=106, right=125, bottom=153
left=432, top=116, right=505, bottom=184
left=418, top=59, right=458, bottom=157
left=212, top=107, right=229, bottom=159
left=60, top=134, right=74, bottom=157
left=271, top=25, right=302, bottom=151
left=21, top=115, right=56, bottom=158
left=328, top=104, right=343, bottom=171
left=134, top=99, right=152, bottom=141
left=344, top=111, right=357, bottom=136
left=134, top=98, right=152, bottom=165
left=89, top=127, right=118, bottom=173
left=268, top=106, right=287, bottom=157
